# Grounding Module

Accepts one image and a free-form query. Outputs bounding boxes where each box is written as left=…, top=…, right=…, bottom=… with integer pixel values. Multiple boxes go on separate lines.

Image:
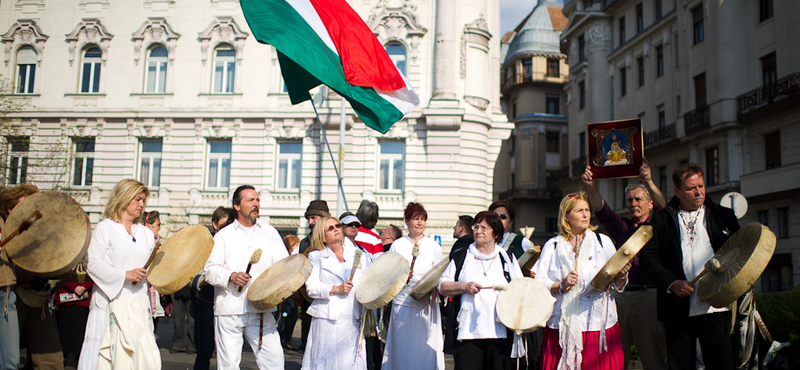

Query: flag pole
left=337, top=96, right=346, bottom=217
left=308, top=92, right=349, bottom=213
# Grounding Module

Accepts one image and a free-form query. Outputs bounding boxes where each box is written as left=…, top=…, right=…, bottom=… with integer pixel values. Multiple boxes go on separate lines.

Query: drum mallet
left=133, top=238, right=163, bottom=286
left=480, top=285, right=507, bottom=291
left=0, top=210, right=43, bottom=249
left=239, top=249, right=263, bottom=292
left=349, top=249, right=362, bottom=282
left=688, top=257, right=723, bottom=287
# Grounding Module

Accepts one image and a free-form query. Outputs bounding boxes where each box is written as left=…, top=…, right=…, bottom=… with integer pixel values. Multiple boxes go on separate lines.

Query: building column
left=431, top=0, right=457, bottom=101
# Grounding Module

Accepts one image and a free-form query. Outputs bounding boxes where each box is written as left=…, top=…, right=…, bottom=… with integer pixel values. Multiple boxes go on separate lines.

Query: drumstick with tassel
left=353, top=248, right=366, bottom=353
left=239, top=249, right=263, bottom=293
left=407, top=243, right=420, bottom=283
left=133, top=238, right=163, bottom=286
left=564, top=235, right=582, bottom=292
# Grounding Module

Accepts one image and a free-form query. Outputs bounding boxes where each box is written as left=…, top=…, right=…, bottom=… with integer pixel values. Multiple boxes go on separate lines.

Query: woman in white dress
left=78, top=179, right=160, bottom=370
left=302, top=216, right=369, bottom=370
left=438, top=211, right=525, bottom=370
left=382, top=202, right=445, bottom=370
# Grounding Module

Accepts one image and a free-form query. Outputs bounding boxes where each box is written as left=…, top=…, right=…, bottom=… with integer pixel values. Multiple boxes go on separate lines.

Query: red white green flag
left=240, top=0, right=420, bottom=134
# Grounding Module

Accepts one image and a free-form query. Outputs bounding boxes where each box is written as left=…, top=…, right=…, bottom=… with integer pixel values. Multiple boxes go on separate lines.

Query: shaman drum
left=410, top=257, right=449, bottom=301
left=147, top=224, right=214, bottom=295
left=3, top=192, right=90, bottom=276
left=517, top=246, right=542, bottom=272
left=248, top=254, right=312, bottom=310
left=591, top=225, right=653, bottom=291
left=496, top=277, right=555, bottom=335
left=696, top=222, right=776, bottom=308
left=356, top=252, right=410, bottom=310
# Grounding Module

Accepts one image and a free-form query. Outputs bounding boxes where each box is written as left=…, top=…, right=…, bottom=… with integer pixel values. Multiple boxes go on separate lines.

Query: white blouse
left=305, top=243, right=369, bottom=321
left=390, top=236, right=444, bottom=307
left=533, top=230, right=618, bottom=331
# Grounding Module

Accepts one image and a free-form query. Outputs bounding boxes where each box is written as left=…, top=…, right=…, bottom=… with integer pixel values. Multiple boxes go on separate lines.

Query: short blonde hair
left=306, top=216, right=340, bottom=256
left=557, top=192, right=597, bottom=241
left=103, top=179, right=150, bottom=223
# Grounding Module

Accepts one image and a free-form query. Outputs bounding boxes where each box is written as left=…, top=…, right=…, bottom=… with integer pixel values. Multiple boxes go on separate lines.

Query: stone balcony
left=737, top=72, right=800, bottom=122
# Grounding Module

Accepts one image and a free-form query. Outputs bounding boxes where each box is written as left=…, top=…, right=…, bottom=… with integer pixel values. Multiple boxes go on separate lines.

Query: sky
left=500, top=0, right=564, bottom=36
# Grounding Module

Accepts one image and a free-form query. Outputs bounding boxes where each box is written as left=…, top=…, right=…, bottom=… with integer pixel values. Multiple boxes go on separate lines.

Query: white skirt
left=302, top=315, right=366, bottom=370
left=381, top=298, right=445, bottom=370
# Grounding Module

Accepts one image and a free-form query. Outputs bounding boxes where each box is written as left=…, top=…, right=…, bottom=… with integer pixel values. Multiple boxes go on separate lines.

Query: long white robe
left=382, top=236, right=445, bottom=370
left=78, top=219, right=159, bottom=370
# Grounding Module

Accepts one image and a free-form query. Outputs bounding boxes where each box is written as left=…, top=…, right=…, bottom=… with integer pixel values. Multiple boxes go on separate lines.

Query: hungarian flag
left=240, top=0, right=420, bottom=134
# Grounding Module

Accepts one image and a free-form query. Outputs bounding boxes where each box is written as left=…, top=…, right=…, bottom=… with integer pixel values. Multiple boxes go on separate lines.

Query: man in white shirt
left=640, top=164, right=740, bottom=370
left=203, top=185, right=289, bottom=369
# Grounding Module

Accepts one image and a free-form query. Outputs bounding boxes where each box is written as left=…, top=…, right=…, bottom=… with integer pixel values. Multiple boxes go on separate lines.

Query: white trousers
left=215, top=313, right=284, bottom=370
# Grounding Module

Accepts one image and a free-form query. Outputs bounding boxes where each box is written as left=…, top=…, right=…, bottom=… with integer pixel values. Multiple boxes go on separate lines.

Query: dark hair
left=672, top=163, right=704, bottom=189
left=458, top=215, right=474, bottom=235
left=0, top=184, right=38, bottom=221
left=232, top=185, right=256, bottom=207
left=212, top=206, right=230, bottom=224
left=472, top=211, right=504, bottom=243
left=356, top=199, right=379, bottom=230
left=403, top=202, right=427, bottom=221
left=388, top=224, right=402, bottom=240
left=489, top=200, right=515, bottom=222
left=143, top=210, right=160, bottom=225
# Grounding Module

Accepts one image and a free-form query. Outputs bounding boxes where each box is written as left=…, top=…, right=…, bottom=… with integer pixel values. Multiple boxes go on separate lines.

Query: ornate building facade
left=0, top=0, right=511, bottom=246
left=559, top=0, right=800, bottom=290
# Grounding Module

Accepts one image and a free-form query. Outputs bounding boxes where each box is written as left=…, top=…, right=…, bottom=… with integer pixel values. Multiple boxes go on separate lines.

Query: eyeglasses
left=345, top=223, right=361, bottom=228
left=497, top=214, right=509, bottom=220
left=325, top=224, right=342, bottom=232
left=472, top=224, right=491, bottom=232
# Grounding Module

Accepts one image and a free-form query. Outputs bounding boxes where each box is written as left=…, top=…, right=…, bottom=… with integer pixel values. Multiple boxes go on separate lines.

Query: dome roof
left=504, top=0, right=566, bottom=64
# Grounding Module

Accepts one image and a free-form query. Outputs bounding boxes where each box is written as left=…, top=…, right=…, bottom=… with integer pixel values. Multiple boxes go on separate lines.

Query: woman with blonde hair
left=78, top=179, right=161, bottom=369
left=533, top=192, right=629, bottom=370
left=302, top=216, right=369, bottom=369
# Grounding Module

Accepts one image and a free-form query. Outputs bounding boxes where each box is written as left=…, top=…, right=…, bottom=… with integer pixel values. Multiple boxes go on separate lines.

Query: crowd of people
left=0, top=160, right=743, bottom=370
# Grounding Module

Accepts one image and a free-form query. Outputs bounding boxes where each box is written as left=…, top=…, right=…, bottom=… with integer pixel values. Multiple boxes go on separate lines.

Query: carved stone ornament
left=585, top=21, right=611, bottom=55
left=465, top=95, right=489, bottom=110
left=131, top=18, right=180, bottom=66
left=1, top=19, right=48, bottom=67
left=198, top=17, right=249, bottom=65
left=461, top=17, right=491, bottom=78
left=368, top=6, right=427, bottom=60
left=65, top=19, right=114, bottom=66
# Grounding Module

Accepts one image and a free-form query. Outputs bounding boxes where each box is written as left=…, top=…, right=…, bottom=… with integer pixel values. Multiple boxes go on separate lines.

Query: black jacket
left=450, top=234, right=474, bottom=255
left=639, top=195, right=740, bottom=321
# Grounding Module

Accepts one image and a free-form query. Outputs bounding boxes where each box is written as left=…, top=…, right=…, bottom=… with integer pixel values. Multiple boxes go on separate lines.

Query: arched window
left=81, top=47, right=102, bottom=93
left=213, top=45, right=236, bottom=93
left=146, top=46, right=168, bottom=93
left=385, top=44, right=407, bottom=77
left=16, top=47, right=37, bottom=94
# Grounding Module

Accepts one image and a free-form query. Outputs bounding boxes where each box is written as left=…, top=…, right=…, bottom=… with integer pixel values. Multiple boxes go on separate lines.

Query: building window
left=139, top=140, right=162, bottom=188
left=385, top=43, right=406, bottom=76
left=546, top=59, right=560, bottom=78
left=656, top=45, right=664, bottom=78
left=619, top=17, right=626, bottom=45
left=637, top=57, right=645, bottom=87
left=620, top=67, right=627, bottom=96
left=213, top=46, right=236, bottom=93
left=761, top=53, right=777, bottom=89
left=659, top=166, right=667, bottom=194
left=546, top=132, right=559, bottom=153
left=579, top=132, right=586, bottom=159
left=73, top=138, right=95, bottom=187
left=656, top=0, right=663, bottom=20
left=636, top=3, right=644, bottom=33
left=761, top=253, right=793, bottom=292
left=379, top=142, right=404, bottom=191
left=759, top=210, right=769, bottom=226
left=674, top=32, right=680, bottom=68
left=759, top=0, right=774, bottom=23
left=16, top=47, right=36, bottom=94
left=145, top=46, right=168, bottom=93
left=578, top=34, right=586, bottom=62
left=579, top=82, right=586, bottom=109
left=80, top=48, right=102, bottom=93
left=658, top=106, right=666, bottom=128
left=7, top=137, right=29, bottom=185
left=765, top=131, right=781, bottom=170
left=694, top=73, right=707, bottom=107
left=546, top=95, right=559, bottom=115
left=692, top=6, right=704, bottom=45
left=277, top=142, right=302, bottom=190
left=207, top=141, right=231, bottom=189
left=777, top=207, right=789, bottom=239
left=705, top=147, right=718, bottom=187
left=522, top=60, right=533, bottom=80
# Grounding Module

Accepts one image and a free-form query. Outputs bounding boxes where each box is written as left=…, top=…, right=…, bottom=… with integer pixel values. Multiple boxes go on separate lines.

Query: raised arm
left=582, top=166, right=605, bottom=211
left=639, top=158, right=666, bottom=209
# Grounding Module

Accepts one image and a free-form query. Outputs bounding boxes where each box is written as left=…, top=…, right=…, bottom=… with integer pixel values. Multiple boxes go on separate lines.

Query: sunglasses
left=345, top=222, right=361, bottom=228
left=325, top=224, right=342, bottom=232
left=497, top=214, right=509, bottom=220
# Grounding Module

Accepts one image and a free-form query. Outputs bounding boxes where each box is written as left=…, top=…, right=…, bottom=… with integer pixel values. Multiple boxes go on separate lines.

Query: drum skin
left=591, top=225, right=653, bottom=291
left=4, top=192, right=90, bottom=276
left=496, top=277, right=555, bottom=335
left=147, top=224, right=214, bottom=295
left=517, top=246, right=541, bottom=272
left=248, top=254, right=312, bottom=310
left=697, top=222, right=776, bottom=308
left=356, top=252, right=410, bottom=310
left=410, top=257, right=449, bottom=301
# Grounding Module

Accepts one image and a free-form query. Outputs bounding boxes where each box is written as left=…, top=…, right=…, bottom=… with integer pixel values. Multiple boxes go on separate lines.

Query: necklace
left=679, top=206, right=702, bottom=247
left=477, top=256, right=495, bottom=276
left=125, top=225, right=136, bottom=242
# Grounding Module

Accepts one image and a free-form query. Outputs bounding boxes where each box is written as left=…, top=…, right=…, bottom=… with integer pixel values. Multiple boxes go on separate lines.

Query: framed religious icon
left=587, top=118, right=643, bottom=179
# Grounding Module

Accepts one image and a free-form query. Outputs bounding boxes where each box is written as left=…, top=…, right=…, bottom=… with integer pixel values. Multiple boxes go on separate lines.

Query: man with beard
left=203, top=185, right=289, bottom=369
left=640, top=164, right=739, bottom=370
left=583, top=161, right=667, bottom=370
left=450, top=215, right=473, bottom=254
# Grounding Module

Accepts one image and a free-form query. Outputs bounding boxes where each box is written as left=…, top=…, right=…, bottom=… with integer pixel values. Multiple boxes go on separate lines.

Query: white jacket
left=203, top=219, right=289, bottom=315
left=306, top=242, right=368, bottom=320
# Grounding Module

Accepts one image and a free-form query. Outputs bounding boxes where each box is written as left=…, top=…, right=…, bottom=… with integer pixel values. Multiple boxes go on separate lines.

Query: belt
left=626, top=284, right=657, bottom=291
